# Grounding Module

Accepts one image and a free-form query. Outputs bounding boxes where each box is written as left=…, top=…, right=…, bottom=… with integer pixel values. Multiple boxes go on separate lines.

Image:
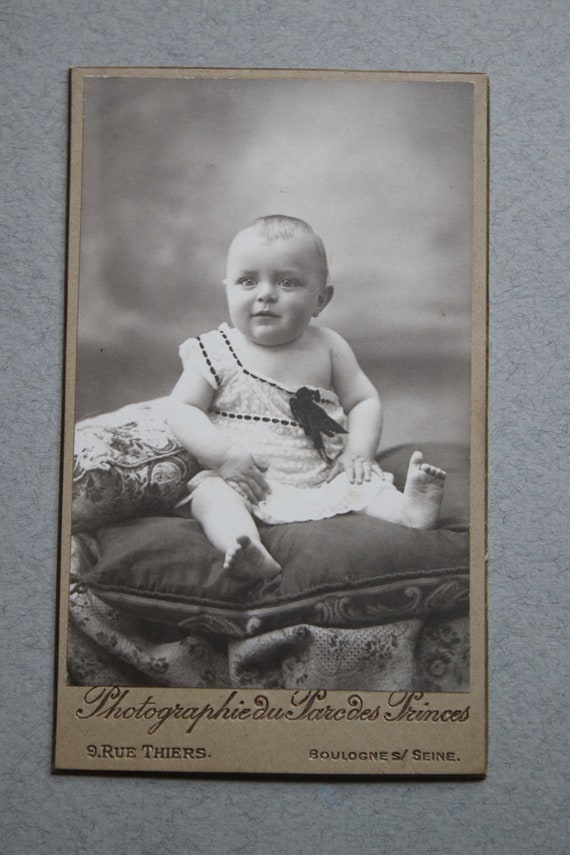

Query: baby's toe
left=421, top=463, right=446, bottom=480
left=224, top=542, right=244, bottom=569
left=431, top=467, right=446, bottom=480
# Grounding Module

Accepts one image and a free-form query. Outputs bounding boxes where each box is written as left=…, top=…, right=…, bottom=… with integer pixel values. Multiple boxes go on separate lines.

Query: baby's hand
left=327, top=452, right=382, bottom=485
left=217, top=447, right=270, bottom=504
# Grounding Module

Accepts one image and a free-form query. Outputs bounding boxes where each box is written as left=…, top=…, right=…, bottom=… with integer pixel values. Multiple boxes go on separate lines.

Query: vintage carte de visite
left=55, top=68, right=488, bottom=776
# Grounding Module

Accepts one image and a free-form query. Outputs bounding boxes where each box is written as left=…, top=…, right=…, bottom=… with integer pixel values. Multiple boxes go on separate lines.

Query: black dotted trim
left=197, top=336, right=220, bottom=386
left=219, top=328, right=335, bottom=405
left=213, top=408, right=298, bottom=426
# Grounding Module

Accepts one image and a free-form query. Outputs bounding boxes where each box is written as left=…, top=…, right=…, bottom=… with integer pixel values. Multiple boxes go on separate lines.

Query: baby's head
left=224, top=215, right=333, bottom=347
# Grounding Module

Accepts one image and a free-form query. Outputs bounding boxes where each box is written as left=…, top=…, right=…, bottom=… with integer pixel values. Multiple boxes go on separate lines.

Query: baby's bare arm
left=324, top=328, right=383, bottom=483
left=168, top=368, right=229, bottom=468
left=168, top=367, right=269, bottom=502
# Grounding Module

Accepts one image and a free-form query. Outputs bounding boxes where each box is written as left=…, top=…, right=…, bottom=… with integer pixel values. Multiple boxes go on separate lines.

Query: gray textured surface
left=1, top=1, right=568, bottom=853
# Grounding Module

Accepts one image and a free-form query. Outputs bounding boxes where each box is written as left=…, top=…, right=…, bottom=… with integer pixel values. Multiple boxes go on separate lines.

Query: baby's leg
left=191, top=478, right=281, bottom=580
left=362, top=451, right=446, bottom=529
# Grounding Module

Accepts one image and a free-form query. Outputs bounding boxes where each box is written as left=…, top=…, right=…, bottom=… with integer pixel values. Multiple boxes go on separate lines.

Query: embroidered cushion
left=80, top=443, right=470, bottom=637
left=72, top=399, right=200, bottom=532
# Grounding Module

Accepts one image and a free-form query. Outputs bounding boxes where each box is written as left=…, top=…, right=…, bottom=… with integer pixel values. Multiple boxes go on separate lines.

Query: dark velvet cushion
left=82, top=443, right=469, bottom=637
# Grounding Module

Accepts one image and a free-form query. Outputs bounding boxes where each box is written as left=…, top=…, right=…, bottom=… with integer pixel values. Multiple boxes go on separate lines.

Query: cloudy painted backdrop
left=77, top=75, right=473, bottom=449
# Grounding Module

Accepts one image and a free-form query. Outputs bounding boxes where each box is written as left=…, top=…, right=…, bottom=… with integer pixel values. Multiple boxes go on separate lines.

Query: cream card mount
left=55, top=68, right=488, bottom=777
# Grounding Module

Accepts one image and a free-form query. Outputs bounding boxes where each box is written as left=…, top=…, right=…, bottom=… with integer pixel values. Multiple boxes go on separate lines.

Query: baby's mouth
left=252, top=311, right=279, bottom=318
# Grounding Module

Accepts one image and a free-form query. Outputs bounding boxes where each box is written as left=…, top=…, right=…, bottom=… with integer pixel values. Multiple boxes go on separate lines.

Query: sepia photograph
left=56, top=68, right=487, bottom=775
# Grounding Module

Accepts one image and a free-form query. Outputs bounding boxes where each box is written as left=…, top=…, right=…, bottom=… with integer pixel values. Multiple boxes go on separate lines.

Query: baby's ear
left=313, top=285, right=334, bottom=316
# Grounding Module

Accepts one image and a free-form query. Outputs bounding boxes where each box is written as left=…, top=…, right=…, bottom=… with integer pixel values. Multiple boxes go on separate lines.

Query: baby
left=168, top=215, right=446, bottom=580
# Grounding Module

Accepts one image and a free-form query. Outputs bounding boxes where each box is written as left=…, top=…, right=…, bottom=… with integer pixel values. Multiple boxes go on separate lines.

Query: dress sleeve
left=178, top=336, right=220, bottom=390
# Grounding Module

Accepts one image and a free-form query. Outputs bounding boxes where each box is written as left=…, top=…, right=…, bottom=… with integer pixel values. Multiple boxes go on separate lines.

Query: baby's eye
left=278, top=278, right=299, bottom=289
left=238, top=277, right=257, bottom=288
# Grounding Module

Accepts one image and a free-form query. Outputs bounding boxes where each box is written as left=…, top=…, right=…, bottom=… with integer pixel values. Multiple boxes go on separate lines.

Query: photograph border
left=55, top=67, right=488, bottom=776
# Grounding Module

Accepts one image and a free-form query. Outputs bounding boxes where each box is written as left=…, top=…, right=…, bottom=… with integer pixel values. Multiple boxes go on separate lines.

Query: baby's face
left=224, top=229, right=331, bottom=347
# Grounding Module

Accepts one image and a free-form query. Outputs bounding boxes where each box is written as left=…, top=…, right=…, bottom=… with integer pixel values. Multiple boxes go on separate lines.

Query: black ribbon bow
left=289, top=386, right=347, bottom=463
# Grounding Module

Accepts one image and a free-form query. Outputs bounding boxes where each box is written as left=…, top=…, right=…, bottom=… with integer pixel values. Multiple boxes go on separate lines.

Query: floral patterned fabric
left=73, top=399, right=200, bottom=531
left=67, top=585, right=468, bottom=691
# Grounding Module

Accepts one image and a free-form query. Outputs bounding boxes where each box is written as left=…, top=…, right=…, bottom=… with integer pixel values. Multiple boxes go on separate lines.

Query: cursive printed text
left=76, top=688, right=469, bottom=736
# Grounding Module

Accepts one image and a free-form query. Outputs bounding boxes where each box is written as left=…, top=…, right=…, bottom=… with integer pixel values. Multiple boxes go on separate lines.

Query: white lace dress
left=179, top=323, right=394, bottom=524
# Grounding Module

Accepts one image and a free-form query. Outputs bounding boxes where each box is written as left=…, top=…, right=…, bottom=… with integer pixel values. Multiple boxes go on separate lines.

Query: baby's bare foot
left=224, top=535, right=281, bottom=580
left=402, top=450, right=446, bottom=529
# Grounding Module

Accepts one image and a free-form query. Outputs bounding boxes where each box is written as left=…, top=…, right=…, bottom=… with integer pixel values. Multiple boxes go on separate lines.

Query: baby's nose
left=257, top=281, right=277, bottom=301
